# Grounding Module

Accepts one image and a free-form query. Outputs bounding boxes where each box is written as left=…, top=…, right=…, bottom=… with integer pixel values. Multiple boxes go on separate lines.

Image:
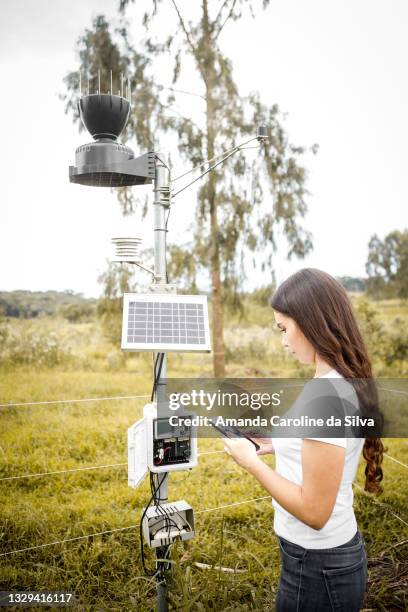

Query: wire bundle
left=139, top=472, right=193, bottom=578
left=140, top=352, right=193, bottom=578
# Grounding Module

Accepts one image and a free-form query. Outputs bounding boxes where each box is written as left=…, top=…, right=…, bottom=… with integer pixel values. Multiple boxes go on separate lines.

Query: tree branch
left=214, top=0, right=238, bottom=41
left=166, top=86, right=206, bottom=101
left=170, top=0, right=205, bottom=79
left=160, top=101, right=204, bottom=133
left=214, top=0, right=231, bottom=29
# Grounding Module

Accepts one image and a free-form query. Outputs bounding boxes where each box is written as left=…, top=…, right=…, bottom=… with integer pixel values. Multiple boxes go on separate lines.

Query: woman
left=223, top=268, right=384, bottom=612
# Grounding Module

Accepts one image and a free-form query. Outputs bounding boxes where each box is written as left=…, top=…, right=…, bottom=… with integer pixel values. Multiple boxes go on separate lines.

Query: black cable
left=165, top=208, right=171, bottom=232
left=151, top=474, right=173, bottom=537
left=150, top=353, right=165, bottom=402
left=155, top=154, right=170, bottom=171
left=140, top=472, right=189, bottom=576
left=153, top=473, right=176, bottom=573
left=152, top=472, right=167, bottom=504
left=139, top=472, right=168, bottom=576
left=169, top=504, right=193, bottom=534
left=144, top=340, right=172, bottom=576
left=151, top=473, right=174, bottom=575
left=160, top=544, right=173, bottom=573
left=149, top=516, right=182, bottom=534
left=164, top=211, right=170, bottom=287
left=165, top=211, right=170, bottom=284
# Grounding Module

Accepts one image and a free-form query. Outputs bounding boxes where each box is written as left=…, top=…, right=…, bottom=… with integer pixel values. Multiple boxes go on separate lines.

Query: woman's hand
left=223, top=437, right=262, bottom=470
left=250, top=437, right=275, bottom=456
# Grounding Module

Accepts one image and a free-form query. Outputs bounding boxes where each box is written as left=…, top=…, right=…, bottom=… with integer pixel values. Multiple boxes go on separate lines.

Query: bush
left=355, top=299, right=408, bottom=374
left=355, top=299, right=385, bottom=362
left=58, top=302, right=95, bottom=323
left=382, top=317, right=408, bottom=367
left=224, top=327, right=270, bottom=364
left=0, top=323, right=71, bottom=368
left=97, top=298, right=122, bottom=346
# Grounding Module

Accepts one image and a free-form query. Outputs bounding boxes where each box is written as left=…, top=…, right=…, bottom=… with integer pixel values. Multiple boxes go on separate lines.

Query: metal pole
left=153, top=154, right=169, bottom=612
left=153, top=157, right=167, bottom=284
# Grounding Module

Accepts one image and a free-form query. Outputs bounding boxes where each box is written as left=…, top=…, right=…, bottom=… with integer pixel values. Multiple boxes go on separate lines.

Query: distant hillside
left=336, top=276, right=366, bottom=292
left=0, top=290, right=96, bottom=318
left=0, top=279, right=366, bottom=320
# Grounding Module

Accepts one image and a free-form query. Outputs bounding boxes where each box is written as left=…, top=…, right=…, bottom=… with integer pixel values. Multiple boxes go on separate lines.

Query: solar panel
left=121, top=293, right=211, bottom=352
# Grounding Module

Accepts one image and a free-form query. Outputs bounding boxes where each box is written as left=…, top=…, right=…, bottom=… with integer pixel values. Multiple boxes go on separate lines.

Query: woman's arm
left=223, top=438, right=345, bottom=530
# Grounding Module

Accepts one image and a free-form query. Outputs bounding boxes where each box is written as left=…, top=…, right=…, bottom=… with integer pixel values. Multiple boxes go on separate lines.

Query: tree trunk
left=203, top=0, right=226, bottom=378
left=211, top=264, right=226, bottom=377
left=207, top=97, right=225, bottom=378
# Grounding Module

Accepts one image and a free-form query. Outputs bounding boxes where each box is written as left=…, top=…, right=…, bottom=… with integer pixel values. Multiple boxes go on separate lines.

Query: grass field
left=0, top=297, right=407, bottom=610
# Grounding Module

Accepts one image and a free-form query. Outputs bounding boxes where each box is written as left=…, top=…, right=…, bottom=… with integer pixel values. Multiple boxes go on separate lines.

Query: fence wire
left=0, top=495, right=271, bottom=558
left=0, top=394, right=150, bottom=409
left=383, top=454, right=408, bottom=469
left=0, top=388, right=406, bottom=557
left=0, top=384, right=405, bottom=410
left=1, top=486, right=406, bottom=558
left=353, top=482, right=408, bottom=528
left=0, top=469, right=407, bottom=557
left=377, top=386, right=408, bottom=396
left=0, top=450, right=406, bottom=483
left=0, top=451, right=225, bottom=482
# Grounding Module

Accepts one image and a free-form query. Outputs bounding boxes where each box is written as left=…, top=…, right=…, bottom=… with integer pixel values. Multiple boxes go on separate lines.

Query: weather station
left=69, top=70, right=268, bottom=612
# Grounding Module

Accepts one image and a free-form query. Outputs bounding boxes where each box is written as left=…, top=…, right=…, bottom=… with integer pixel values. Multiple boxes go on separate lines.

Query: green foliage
left=97, top=262, right=138, bottom=346
left=245, top=283, right=275, bottom=307
left=223, top=294, right=408, bottom=376
left=366, top=229, right=408, bottom=299
left=166, top=243, right=200, bottom=293
left=355, top=299, right=384, bottom=358
left=382, top=317, right=408, bottom=367
left=97, top=298, right=123, bottom=346
left=0, top=290, right=94, bottom=319
left=355, top=298, right=408, bottom=374
left=58, top=302, right=95, bottom=323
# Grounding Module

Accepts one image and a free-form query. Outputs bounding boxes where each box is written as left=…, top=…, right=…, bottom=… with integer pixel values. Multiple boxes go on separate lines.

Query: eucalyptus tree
left=62, top=1, right=315, bottom=376
left=366, top=229, right=408, bottom=298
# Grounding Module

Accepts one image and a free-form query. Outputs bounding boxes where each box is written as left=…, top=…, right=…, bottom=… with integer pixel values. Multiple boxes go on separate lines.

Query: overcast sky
left=1, top=0, right=407, bottom=297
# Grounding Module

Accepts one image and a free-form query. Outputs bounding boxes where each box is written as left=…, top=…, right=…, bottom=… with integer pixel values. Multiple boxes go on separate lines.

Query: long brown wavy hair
left=271, top=268, right=384, bottom=494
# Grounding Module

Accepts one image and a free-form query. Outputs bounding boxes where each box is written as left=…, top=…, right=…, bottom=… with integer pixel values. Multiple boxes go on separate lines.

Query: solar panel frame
left=121, top=293, right=211, bottom=352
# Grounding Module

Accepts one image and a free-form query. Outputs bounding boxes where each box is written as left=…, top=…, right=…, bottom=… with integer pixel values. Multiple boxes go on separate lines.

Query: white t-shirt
left=272, top=369, right=365, bottom=549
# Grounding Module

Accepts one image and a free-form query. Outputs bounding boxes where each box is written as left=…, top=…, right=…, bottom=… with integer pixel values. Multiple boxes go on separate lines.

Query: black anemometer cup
left=78, top=94, right=130, bottom=141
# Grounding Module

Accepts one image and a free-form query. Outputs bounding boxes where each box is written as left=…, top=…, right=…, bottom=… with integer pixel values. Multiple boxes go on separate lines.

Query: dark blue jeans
left=276, top=530, right=368, bottom=611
